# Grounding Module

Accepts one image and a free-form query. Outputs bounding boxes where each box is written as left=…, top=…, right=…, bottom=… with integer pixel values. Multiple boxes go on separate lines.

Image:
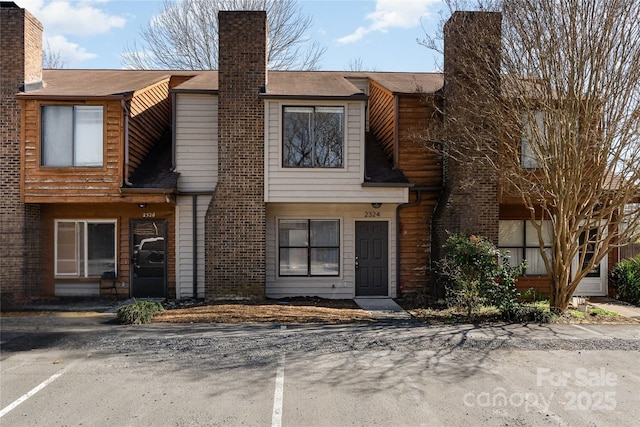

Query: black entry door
left=131, top=220, right=167, bottom=298
left=355, top=221, right=388, bottom=296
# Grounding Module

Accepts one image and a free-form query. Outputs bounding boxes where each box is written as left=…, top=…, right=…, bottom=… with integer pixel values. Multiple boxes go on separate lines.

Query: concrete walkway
left=588, top=297, right=640, bottom=320
left=354, top=297, right=412, bottom=321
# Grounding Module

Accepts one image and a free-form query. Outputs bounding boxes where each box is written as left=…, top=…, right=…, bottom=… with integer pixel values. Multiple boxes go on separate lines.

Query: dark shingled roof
left=364, top=134, right=409, bottom=185
left=18, top=69, right=198, bottom=98
left=17, top=69, right=443, bottom=98
left=170, top=70, right=444, bottom=96
left=126, top=131, right=179, bottom=190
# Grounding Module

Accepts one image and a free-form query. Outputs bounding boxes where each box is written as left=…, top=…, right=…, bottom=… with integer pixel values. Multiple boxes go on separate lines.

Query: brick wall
left=205, top=11, right=267, bottom=299
left=1, top=3, right=43, bottom=307
left=431, top=12, right=502, bottom=297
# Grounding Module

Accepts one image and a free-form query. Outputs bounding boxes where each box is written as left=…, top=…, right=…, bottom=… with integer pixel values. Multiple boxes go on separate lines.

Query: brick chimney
left=432, top=11, right=502, bottom=295
left=0, top=2, right=44, bottom=307
left=205, top=11, right=267, bottom=298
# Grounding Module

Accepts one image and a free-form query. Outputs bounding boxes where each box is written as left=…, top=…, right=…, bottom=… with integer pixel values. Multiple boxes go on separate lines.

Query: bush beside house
left=610, top=255, right=640, bottom=306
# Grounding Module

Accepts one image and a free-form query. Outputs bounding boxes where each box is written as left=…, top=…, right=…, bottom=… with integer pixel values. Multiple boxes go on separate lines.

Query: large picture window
left=279, top=219, right=340, bottom=276
left=283, top=106, right=344, bottom=168
left=42, top=105, right=104, bottom=167
left=55, top=220, right=116, bottom=277
left=499, top=220, right=552, bottom=275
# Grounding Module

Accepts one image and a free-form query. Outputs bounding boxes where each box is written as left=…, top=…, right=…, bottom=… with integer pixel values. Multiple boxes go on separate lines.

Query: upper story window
left=521, top=110, right=544, bottom=169
left=283, top=106, right=344, bottom=168
left=41, top=105, right=104, bottom=167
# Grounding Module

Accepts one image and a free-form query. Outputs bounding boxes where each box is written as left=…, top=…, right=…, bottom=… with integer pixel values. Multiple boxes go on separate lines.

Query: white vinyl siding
left=176, top=195, right=211, bottom=299
left=266, top=203, right=398, bottom=299
left=265, top=100, right=407, bottom=203
left=174, top=93, right=217, bottom=298
left=175, top=94, right=218, bottom=192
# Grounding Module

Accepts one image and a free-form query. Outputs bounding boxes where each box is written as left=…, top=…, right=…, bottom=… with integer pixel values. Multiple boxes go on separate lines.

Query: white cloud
left=337, top=0, right=440, bottom=44
left=17, top=0, right=126, bottom=36
left=44, top=34, right=97, bottom=66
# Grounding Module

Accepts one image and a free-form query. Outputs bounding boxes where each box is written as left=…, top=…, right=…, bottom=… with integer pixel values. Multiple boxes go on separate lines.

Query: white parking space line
left=571, top=324, right=606, bottom=336
left=272, top=325, right=287, bottom=427
left=272, top=353, right=285, bottom=427
left=0, top=370, right=65, bottom=418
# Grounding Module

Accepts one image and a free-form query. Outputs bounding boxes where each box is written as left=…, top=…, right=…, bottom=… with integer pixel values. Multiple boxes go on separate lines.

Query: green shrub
left=511, top=301, right=555, bottom=323
left=438, top=233, right=527, bottom=319
left=116, top=300, right=164, bottom=324
left=610, top=255, right=640, bottom=306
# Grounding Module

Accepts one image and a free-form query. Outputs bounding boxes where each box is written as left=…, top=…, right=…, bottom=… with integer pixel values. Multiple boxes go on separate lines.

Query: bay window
left=279, top=219, right=340, bottom=276
left=42, top=105, right=104, bottom=167
left=283, top=106, right=344, bottom=168
left=55, top=220, right=116, bottom=277
left=499, top=220, right=552, bottom=275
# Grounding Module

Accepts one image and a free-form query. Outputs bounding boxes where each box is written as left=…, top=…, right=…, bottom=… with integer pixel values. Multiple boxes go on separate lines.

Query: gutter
left=258, top=94, right=368, bottom=101
left=395, top=185, right=442, bottom=297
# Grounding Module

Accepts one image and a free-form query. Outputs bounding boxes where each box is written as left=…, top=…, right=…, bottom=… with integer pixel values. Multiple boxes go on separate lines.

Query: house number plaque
left=142, top=212, right=156, bottom=218
left=364, top=211, right=380, bottom=218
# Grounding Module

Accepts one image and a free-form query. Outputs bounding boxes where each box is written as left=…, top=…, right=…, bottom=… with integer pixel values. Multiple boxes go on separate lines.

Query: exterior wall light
left=371, top=203, right=382, bottom=209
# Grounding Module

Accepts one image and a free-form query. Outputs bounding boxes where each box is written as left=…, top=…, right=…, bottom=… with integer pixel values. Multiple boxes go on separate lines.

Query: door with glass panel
left=131, top=220, right=167, bottom=298
left=572, top=228, right=607, bottom=296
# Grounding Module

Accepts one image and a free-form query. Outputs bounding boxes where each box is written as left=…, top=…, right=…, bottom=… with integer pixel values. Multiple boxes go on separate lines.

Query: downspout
left=171, top=91, right=177, bottom=171
left=177, top=190, right=214, bottom=299
left=192, top=194, right=198, bottom=298
left=395, top=186, right=442, bottom=297
left=121, top=98, right=133, bottom=186
left=393, top=95, right=400, bottom=169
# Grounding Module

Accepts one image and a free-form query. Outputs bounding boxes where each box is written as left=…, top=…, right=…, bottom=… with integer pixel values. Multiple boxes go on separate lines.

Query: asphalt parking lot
left=1, top=314, right=640, bottom=426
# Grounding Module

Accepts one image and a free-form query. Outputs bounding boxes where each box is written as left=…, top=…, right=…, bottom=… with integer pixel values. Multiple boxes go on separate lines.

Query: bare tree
left=347, top=57, right=378, bottom=72
left=122, top=0, right=325, bottom=70
left=43, top=40, right=66, bottom=69
left=419, top=0, right=640, bottom=312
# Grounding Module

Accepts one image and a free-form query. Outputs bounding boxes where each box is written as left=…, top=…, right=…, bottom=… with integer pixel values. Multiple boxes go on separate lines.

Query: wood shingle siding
left=21, top=100, right=124, bottom=203
left=368, top=82, right=396, bottom=161
left=127, top=79, right=172, bottom=177
left=39, top=203, right=176, bottom=298
left=394, top=95, right=442, bottom=294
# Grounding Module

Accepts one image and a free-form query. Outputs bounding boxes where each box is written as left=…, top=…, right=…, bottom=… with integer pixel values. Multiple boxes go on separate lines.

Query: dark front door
left=131, top=219, right=167, bottom=298
left=355, top=221, right=388, bottom=296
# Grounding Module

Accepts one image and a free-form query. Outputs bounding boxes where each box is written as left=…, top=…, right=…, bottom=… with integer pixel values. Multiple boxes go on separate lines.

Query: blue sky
left=15, top=0, right=446, bottom=72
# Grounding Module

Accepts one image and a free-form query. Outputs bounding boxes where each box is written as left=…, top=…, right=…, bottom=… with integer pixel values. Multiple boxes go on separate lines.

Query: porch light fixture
left=138, top=203, right=147, bottom=208
left=371, top=203, right=382, bottom=209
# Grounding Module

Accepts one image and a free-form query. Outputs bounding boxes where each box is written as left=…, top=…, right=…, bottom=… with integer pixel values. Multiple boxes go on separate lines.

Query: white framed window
left=55, top=220, right=116, bottom=277
left=278, top=219, right=340, bottom=276
left=42, top=105, right=104, bottom=167
left=282, top=106, right=344, bottom=168
left=499, top=220, right=552, bottom=275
